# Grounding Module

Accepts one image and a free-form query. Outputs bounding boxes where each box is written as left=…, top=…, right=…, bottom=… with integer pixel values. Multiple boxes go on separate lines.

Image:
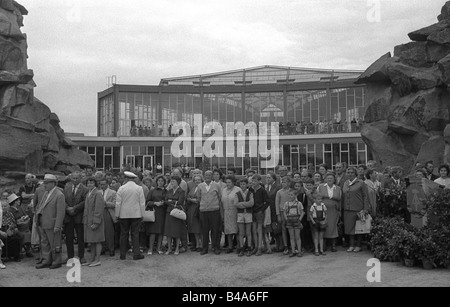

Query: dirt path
left=1, top=248, right=449, bottom=287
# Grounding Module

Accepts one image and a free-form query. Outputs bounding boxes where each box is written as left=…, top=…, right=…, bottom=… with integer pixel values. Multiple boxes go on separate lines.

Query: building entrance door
left=143, top=155, right=154, bottom=172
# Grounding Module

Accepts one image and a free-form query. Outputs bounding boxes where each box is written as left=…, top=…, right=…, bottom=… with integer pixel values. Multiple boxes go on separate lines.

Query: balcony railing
left=122, top=122, right=363, bottom=138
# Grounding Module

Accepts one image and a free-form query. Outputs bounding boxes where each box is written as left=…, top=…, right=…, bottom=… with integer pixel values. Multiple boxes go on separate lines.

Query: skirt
left=344, top=210, right=358, bottom=235
left=145, top=207, right=166, bottom=235
left=163, top=214, right=185, bottom=239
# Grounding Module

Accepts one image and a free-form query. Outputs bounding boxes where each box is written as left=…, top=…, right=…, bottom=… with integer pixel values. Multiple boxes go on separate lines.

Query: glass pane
left=349, top=143, right=357, bottom=165
left=333, top=144, right=340, bottom=164
left=96, top=147, right=104, bottom=169
left=156, top=147, right=163, bottom=164
left=291, top=153, right=299, bottom=171
left=358, top=152, right=366, bottom=165
left=105, top=156, right=112, bottom=171
left=283, top=145, right=290, bottom=166
left=316, top=144, right=323, bottom=166
left=324, top=153, right=332, bottom=169
left=113, top=147, right=121, bottom=168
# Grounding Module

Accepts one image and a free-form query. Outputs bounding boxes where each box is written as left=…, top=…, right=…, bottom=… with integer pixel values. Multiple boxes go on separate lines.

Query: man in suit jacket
left=63, top=172, right=88, bottom=263
left=265, top=173, right=282, bottom=252
left=35, top=174, right=66, bottom=269
left=116, top=171, right=145, bottom=260
left=100, top=179, right=118, bottom=256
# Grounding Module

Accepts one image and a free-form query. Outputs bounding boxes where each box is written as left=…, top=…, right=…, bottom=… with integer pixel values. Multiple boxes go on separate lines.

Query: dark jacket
left=64, top=183, right=88, bottom=224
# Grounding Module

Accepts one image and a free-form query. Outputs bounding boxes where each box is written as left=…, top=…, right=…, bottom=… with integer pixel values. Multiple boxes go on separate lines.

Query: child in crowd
left=310, top=193, right=327, bottom=256
left=282, top=189, right=304, bottom=257
left=250, top=175, right=269, bottom=256
left=235, top=178, right=254, bottom=257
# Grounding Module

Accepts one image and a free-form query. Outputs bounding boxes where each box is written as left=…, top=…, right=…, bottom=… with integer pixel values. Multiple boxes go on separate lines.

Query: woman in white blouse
left=434, top=165, right=450, bottom=189
left=316, top=172, right=342, bottom=252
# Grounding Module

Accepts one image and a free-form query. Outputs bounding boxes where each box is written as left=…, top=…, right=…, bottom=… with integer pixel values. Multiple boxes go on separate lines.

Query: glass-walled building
left=73, top=65, right=370, bottom=174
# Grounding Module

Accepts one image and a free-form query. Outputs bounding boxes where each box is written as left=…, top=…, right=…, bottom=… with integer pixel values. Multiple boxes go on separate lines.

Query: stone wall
left=357, top=1, right=450, bottom=173
left=0, top=1, right=93, bottom=189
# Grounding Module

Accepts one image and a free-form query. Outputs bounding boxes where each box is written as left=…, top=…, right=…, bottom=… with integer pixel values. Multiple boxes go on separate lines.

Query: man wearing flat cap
left=35, top=174, right=66, bottom=269
left=115, top=171, right=145, bottom=260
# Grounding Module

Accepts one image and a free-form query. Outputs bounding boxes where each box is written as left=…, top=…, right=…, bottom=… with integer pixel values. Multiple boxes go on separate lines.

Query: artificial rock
left=0, top=1, right=93, bottom=184
left=360, top=1, right=450, bottom=174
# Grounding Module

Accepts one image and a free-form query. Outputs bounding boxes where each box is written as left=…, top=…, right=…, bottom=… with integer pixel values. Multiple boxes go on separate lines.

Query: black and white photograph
left=0, top=0, right=449, bottom=289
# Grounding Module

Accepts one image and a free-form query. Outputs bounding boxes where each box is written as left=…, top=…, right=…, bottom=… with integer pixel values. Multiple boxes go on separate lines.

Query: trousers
left=119, top=218, right=141, bottom=257
left=200, top=210, right=221, bottom=251
left=40, top=227, right=62, bottom=266
left=64, top=218, right=84, bottom=259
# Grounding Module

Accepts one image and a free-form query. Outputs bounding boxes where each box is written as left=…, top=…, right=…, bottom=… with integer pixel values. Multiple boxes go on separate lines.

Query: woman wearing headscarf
left=0, top=194, right=21, bottom=263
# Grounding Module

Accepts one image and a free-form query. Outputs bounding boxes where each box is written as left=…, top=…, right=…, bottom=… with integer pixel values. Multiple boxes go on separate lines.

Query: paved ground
left=1, top=247, right=449, bottom=287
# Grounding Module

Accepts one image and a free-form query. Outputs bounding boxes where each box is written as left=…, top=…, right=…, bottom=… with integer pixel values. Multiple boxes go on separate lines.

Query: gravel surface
left=1, top=247, right=449, bottom=287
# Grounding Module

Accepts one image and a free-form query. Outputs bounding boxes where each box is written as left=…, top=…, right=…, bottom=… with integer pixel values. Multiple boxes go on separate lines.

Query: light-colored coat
left=35, top=187, right=66, bottom=230
left=103, top=188, right=117, bottom=223
left=115, top=181, right=145, bottom=219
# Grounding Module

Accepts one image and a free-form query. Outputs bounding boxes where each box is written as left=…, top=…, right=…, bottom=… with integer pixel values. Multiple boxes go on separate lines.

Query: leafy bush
left=425, top=188, right=450, bottom=226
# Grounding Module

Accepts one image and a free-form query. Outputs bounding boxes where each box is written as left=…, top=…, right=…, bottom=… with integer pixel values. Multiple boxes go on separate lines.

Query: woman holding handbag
left=186, top=175, right=202, bottom=252
left=145, top=175, right=167, bottom=255
left=163, top=176, right=186, bottom=255
left=342, top=167, right=370, bottom=253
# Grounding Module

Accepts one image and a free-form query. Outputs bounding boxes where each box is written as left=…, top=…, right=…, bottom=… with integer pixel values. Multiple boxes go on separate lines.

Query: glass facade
left=85, top=66, right=371, bottom=174
left=99, top=94, right=114, bottom=136
left=78, top=146, right=121, bottom=172
left=118, top=92, right=158, bottom=136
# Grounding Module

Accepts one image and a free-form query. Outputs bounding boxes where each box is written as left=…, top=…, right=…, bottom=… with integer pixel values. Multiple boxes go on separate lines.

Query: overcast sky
left=19, top=0, right=444, bottom=136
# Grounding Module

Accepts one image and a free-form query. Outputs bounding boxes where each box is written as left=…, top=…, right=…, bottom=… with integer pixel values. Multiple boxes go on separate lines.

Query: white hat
left=43, top=174, right=58, bottom=182
left=7, top=194, right=19, bottom=204
left=124, top=171, right=137, bottom=179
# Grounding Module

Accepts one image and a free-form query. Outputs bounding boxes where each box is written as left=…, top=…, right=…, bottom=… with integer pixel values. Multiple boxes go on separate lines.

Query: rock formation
left=356, top=1, right=450, bottom=173
left=0, top=1, right=93, bottom=189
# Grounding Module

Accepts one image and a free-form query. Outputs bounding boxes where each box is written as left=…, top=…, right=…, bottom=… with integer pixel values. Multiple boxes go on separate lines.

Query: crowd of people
left=128, top=118, right=364, bottom=138
left=1, top=159, right=448, bottom=270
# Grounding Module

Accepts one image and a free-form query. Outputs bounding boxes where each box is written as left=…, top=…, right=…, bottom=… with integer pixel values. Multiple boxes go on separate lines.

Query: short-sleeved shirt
left=282, top=200, right=304, bottom=218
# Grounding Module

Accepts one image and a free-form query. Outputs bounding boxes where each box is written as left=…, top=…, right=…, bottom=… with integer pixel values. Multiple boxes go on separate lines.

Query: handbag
left=143, top=208, right=155, bottom=222
left=170, top=208, right=186, bottom=221
left=355, top=214, right=372, bottom=234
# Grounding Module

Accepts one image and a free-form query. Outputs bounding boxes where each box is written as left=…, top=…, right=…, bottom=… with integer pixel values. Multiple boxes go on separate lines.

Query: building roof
left=159, top=65, right=363, bottom=86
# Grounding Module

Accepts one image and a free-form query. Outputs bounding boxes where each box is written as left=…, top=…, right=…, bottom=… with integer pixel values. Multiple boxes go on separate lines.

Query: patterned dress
left=221, top=186, right=241, bottom=235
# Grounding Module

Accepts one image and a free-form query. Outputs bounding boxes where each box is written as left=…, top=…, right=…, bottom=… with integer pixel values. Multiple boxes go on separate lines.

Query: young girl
left=235, top=178, right=254, bottom=257
left=282, top=189, right=304, bottom=257
left=310, top=193, right=327, bottom=256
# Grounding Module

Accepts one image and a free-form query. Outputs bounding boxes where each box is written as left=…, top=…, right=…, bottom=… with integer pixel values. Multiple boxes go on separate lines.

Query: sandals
left=353, top=247, right=362, bottom=253
left=347, top=247, right=355, bottom=252
left=314, top=251, right=320, bottom=256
